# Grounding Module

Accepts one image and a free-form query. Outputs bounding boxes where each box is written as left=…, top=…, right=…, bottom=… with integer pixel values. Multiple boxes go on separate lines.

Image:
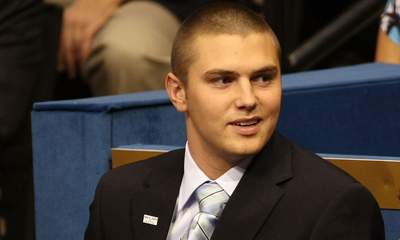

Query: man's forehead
left=188, top=32, right=280, bottom=72
left=192, top=31, right=273, bottom=44
left=191, top=32, right=279, bottom=58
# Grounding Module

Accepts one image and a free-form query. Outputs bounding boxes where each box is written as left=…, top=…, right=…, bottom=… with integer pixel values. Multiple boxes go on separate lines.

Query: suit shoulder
left=298, top=146, right=356, bottom=181
left=280, top=136, right=364, bottom=193
left=99, top=148, right=184, bottom=189
left=279, top=135, right=380, bottom=214
left=258, top=134, right=384, bottom=239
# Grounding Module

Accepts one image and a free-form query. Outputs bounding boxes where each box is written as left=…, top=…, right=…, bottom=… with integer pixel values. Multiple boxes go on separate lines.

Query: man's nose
left=235, top=79, right=257, bottom=112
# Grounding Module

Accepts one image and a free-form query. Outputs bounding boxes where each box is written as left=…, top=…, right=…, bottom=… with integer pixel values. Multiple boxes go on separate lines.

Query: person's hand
left=59, top=0, right=121, bottom=78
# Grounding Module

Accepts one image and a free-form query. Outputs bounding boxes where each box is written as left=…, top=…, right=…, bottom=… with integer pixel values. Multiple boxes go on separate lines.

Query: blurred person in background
left=0, top=0, right=53, bottom=240
left=376, top=0, right=400, bottom=63
left=55, top=0, right=262, bottom=96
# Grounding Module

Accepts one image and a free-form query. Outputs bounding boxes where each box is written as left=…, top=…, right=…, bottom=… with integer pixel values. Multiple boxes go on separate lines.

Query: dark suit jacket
left=85, top=132, right=384, bottom=240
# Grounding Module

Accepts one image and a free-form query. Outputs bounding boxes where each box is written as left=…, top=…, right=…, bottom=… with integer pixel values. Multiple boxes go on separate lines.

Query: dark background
left=263, top=0, right=384, bottom=73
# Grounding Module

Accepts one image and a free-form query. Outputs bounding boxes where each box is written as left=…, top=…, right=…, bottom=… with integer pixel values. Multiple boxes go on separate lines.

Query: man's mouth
left=229, top=117, right=262, bottom=127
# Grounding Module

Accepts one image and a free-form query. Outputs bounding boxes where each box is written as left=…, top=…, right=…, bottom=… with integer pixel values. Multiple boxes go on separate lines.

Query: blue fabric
left=282, top=63, right=400, bottom=90
left=389, top=26, right=400, bottom=45
left=382, top=210, right=400, bottom=239
left=279, top=63, right=400, bottom=157
left=32, top=111, right=111, bottom=239
left=33, top=90, right=170, bottom=112
left=382, top=0, right=400, bottom=45
left=112, top=106, right=186, bottom=147
left=31, top=63, right=400, bottom=240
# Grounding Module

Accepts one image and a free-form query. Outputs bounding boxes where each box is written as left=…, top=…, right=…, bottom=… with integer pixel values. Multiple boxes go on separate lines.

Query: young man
left=85, top=3, right=384, bottom=240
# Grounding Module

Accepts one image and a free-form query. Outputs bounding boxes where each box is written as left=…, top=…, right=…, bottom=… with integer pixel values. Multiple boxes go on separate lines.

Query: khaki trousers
left=82, top=1, right=180, bottom=95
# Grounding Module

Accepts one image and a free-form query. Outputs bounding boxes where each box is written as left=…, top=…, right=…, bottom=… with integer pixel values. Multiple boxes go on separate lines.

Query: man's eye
left=212, top=77, right=234, bottom=86
left=252, top=74, right=272, bottom=86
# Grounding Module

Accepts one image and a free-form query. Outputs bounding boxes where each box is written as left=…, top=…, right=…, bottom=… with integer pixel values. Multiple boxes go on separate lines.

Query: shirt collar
left=177, top=142, right=250, bottom=212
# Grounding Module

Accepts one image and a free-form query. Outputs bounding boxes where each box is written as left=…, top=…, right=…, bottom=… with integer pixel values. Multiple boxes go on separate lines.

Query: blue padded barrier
left=32, top=63, right=400, bottom=240
left=32, top=93, right=183, bottom=240
left=279, top=63, right=400, bottom=156
left=32, top=111, right=112, bottom=239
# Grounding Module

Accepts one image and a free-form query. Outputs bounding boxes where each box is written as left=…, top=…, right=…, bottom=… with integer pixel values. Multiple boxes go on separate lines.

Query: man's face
left=170, top=32, right=281, bottom=163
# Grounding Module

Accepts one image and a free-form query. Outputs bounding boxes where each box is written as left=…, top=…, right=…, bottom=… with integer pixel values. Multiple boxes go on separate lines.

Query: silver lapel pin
left=143, top=214, right=158, bottom=226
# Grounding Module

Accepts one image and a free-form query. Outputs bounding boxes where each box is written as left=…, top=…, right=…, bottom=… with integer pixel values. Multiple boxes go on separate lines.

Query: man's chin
left=224, top=141, right=265, bottom=162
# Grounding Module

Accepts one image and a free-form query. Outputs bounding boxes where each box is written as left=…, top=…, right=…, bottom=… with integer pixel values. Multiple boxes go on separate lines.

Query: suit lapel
left=130, top=149, right=184, bottom=240
left=212, top=132, right=293, bottom=240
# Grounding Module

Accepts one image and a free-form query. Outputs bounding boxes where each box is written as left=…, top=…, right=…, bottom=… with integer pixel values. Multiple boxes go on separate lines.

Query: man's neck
left=187, top=142, right=245, bottom=180
left=195, top=157, right=233, bottom=180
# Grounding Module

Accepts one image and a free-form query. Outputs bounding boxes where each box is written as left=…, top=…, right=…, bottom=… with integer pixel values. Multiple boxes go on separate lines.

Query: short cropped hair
left=170, top=1, right=281, bottom=83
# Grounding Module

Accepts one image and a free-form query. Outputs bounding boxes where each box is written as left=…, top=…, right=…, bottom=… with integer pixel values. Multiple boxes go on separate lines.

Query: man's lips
left=229, top=117, right=262, bottom=126
left=229, top=117, right=262, bottom=136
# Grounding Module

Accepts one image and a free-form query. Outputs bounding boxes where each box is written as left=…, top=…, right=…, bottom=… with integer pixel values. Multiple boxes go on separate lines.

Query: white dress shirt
left=166, top=142, right=250, bottom=240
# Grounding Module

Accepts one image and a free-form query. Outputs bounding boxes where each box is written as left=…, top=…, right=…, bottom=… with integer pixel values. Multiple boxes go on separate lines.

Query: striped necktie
left=184, top=182, right=229, bottom=240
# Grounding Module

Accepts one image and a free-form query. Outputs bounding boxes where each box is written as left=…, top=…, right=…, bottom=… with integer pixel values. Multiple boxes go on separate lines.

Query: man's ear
left=165, top=72, right=187, bottom=112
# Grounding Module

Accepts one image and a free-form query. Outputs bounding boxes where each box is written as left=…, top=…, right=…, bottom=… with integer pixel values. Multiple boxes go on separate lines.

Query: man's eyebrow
left=203, top=65, right=278, bottom=79
left=251, top=66, right=278, bottom=75
left=203, top=69, right=240, bottom=78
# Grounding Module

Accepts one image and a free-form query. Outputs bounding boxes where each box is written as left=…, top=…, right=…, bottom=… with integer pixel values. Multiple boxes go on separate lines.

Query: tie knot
left=194, top=182, right=229, bottom=217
